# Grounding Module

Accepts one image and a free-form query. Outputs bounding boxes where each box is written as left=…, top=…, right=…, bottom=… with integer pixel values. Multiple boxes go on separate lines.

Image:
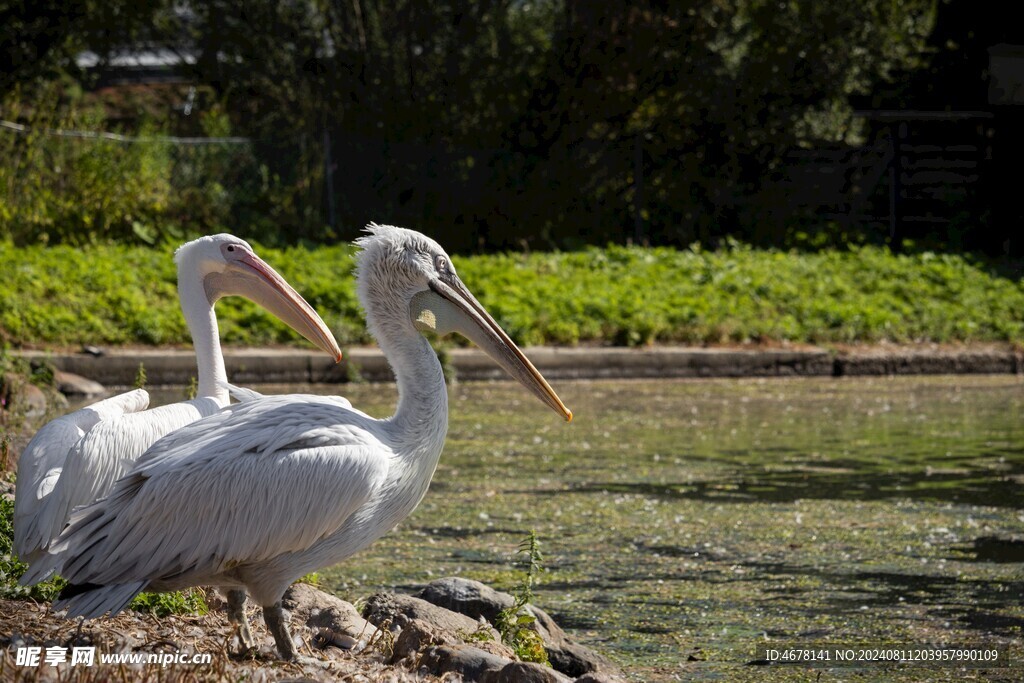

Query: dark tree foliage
left=2, top=0, right=944, bottom=251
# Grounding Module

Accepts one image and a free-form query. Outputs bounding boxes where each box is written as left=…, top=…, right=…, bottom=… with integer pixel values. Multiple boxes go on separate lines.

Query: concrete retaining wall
left=15, top=343, right=1024, bottom=388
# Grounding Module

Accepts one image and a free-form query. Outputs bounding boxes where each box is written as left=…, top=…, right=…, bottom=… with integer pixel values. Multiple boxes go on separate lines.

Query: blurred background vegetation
left=2, top=0, right=1017, bottom=256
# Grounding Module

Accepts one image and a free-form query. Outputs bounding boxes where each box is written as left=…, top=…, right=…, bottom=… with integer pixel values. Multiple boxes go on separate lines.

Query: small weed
left=28, top=360, right=55, bottom=389
left=185, top=376, right=198, bottom=400
left=344, top=355, right=365, bottom=384
left=134, top=363, right=147, bottom=390
left=495, top=530, right=550, bottom=665
left=297, top=572, right=322, bottom=586
left=366, top=616, right=395, bottom=659
left=130, top=587, right=208, bottom=617
left=459, top=623, right=496, bottom=644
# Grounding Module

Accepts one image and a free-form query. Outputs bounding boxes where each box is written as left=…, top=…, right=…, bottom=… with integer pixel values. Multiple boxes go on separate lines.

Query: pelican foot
left=226, top=589, right=256, bottom=652
left=290, top=654, right=334, bottom=669
left=263, top=601, right=299, bottom=661
left=233, top=622, right=256, bottom=654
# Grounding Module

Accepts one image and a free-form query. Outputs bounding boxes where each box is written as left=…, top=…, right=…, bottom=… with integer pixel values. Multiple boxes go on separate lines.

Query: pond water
left=146, top=375, right=1024, bottom=681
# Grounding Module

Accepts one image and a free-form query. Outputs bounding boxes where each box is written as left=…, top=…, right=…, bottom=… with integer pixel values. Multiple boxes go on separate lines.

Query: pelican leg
left=226, top=589, right=255, bottom=651
left=70, top=617, right=86, bottom=646
left=263, top=601, right=298, bottom=661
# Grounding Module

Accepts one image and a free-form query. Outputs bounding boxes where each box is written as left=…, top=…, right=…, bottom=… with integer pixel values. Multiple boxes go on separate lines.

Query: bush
left=0, top=86, right=281, bottom=247
left=0, top=86, right=172, bottom=245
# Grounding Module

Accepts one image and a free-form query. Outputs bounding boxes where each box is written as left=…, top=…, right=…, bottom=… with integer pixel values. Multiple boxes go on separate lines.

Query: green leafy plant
left=297, top=571, right=322, bottom=586
left=495, top=530, right=550, bottom=665
left=129, top=587, right=208, bottom=617
left=3, top=241, right=1024, bottom=349
left=185, top=375, right=198, bottom=400
left=134, top=362, right=147, bottom=390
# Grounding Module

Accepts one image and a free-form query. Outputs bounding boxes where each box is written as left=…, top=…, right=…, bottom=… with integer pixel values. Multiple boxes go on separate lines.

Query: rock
left=363, top=591, right=497, bottom=639
left=1, top=374, right=51, bottom=419
left=419, top=644, right=510, bottom=680
left=531, top=607, right=618, bottom=678
left=54, top=370, right=105, bottom=397
left=417, top=576, right=511, bottom=624
left=390, top=619, right=444, bottom=662
left=417, top=577, right=618, bottom=677
left=363, top=592, right=512, bottom=661
left=572, top=673, right=628, bottom=683
left=281, top=583, right=378, bottom=651
left=483, top=661, right=573, bottom=683
left=19, top=382, right=49, bottom=418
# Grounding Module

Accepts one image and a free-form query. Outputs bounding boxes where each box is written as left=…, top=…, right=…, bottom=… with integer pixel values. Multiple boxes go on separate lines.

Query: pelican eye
left=435, top=255, right=448, bottom=274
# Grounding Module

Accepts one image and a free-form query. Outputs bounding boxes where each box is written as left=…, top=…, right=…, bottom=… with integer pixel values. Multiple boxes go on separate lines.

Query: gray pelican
left=14, top=234, right=342, bottom=572
left=23, top=225, right=571, bottom=661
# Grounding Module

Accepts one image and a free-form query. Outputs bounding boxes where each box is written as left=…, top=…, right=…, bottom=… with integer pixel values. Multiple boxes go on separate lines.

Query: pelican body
left=14, top=234, right=342, bottom=571
left=25, top=225, right=570, bottom=661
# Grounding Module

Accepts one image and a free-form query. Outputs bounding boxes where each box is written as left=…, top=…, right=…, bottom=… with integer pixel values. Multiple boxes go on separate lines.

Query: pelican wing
left=32, top=397, right=222, bottom=558
left=45, top=395, right=389, bottom=590
left=221, top=381, right=264, bottom=403
left=219, top=381, right=352, bottom=409
left=13, top=389, right=149, bottom=563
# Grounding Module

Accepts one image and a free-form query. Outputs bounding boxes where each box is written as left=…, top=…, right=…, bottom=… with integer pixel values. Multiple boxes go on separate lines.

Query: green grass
left=2, top=240, right=1024, bottom=348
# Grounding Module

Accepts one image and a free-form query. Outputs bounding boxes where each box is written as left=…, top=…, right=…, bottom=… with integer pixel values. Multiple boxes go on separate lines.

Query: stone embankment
left=14, top=343, right=1024, bottom=391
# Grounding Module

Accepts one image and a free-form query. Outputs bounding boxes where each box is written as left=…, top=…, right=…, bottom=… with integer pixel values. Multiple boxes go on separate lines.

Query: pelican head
left=176, top=234, right=342, bottom=361
left=356, top=224, right=572, bottom=421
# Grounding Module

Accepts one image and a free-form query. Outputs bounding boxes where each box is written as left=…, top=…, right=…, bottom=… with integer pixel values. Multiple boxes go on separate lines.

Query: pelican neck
left=383, top=331, right=449, bottom=444
left=177, top=273, right=229, bottom=403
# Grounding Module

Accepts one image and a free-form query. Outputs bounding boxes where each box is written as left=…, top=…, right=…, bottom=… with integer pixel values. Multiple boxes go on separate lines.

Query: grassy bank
left=2, top=241, right=1023, bottom=348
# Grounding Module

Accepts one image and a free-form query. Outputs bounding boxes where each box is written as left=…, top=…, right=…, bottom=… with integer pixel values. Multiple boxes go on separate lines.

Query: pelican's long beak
left=206, top=253, right=343, bottom=362
left=410, top=275, right=572, bottom=422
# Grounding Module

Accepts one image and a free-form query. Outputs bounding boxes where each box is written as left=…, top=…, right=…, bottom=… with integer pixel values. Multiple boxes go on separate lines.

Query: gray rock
left=363, top=591, right=495, bottom=638
left=363, top=592, right=512, bottom=662
left=483, top=661, right=573, bottom=683
left=1, top=375, right=52, bottom=419
left=417, top=577, right=618, bottom=677
left=281, top=583, right=378, bottom=650
left=572, top=673, right=627, bottom=683
left=54, top=370, right=105, bottom=397
left=417, top=575, right=512, bottom=624
left=532, top=608, right=617, bottom=679
left=390, top=619, right=444, bottom=663
left=19, top=382, right=49, bottom=418
left=419, top=644, right=510, bottom=680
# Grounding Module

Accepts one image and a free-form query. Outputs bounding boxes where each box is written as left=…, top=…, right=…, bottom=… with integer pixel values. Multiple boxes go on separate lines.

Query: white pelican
left=25, top=224, right=571, bottom=661
left=14, top=234, right=343, bottom=571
